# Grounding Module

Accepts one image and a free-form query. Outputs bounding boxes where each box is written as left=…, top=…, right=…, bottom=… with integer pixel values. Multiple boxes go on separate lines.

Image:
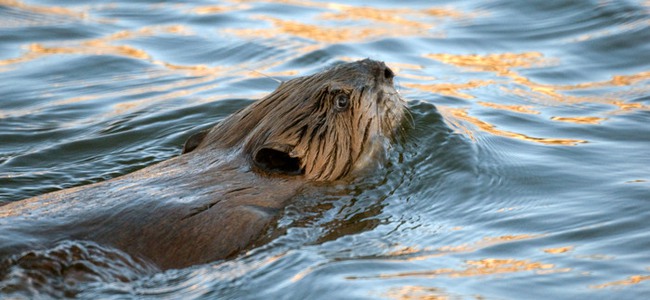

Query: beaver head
left=185, top=59, right=407, bottom=181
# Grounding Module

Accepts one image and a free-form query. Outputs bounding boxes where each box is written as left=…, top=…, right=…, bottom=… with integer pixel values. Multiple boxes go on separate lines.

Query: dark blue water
left=1, top=0, right=649, bottom=298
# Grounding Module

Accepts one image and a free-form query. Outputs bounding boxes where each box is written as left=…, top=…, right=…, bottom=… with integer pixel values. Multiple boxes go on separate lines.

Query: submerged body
left=0, top=151, right=300, bottom=270
left=0, top=59, right=406, bottom=271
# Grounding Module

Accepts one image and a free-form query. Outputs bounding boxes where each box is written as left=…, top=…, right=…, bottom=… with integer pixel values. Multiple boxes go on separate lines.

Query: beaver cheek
left=350, top=136, right=390, bottom=176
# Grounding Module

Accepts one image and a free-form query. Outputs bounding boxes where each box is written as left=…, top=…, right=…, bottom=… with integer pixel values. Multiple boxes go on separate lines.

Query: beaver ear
left=182, top=129, right=209, bottom=154
left=253, top=144, right=304, bottom=175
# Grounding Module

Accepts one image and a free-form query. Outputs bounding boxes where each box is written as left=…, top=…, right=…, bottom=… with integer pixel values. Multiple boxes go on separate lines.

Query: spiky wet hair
left=186, top=59, right=406, bottom=181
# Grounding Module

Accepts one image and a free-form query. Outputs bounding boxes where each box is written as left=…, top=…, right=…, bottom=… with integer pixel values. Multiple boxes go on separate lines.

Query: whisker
left=403, top=104, right=415, bottom=129
left=242, top=66, right=283, bottom=84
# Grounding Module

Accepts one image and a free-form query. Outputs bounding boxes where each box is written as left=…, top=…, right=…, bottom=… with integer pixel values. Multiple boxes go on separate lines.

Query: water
left=1, top=0, right=649, bottom=298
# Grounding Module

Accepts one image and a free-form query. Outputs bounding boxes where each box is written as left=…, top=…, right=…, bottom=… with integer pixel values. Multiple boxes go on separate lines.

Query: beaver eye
left=334, top=93, right=350, bottom=111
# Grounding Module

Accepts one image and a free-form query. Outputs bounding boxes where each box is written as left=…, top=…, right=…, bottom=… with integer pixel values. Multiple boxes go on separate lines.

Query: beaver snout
left=358, top=58, right=394, bottom=83
left=383, top=65, right=395, bottom=81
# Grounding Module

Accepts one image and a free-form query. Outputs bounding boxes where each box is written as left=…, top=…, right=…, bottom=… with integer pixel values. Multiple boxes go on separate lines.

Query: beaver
left=0, top=59, right=406, bottom=271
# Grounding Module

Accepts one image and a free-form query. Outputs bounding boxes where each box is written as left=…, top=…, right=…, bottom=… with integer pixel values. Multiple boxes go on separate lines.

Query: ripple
left=0, top=240, right=158, bottom=298
left=1, top=0, right=650, bottom=299
left=0, top=0, right=87, bottom=28
left=440, top=106, right=587, bottom=146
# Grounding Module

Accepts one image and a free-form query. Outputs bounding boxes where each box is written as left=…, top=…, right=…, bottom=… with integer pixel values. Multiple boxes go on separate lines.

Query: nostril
left=383, top=67, right=394, bottom=80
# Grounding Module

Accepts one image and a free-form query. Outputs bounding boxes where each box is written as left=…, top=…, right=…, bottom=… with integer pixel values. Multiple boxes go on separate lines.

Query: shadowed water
left=1, top=0, right=649, bottom=299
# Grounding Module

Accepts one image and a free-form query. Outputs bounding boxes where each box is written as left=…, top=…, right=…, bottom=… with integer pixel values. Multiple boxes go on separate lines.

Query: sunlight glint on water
left=1, top=0, right=649, bottom=298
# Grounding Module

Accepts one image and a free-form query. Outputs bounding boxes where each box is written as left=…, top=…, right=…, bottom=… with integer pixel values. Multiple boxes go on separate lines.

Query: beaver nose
left=383, top=66, right=395, bottom=81
left=372, top=61, right=394, bottom=81
left=359, top=59, right=394, bottom=82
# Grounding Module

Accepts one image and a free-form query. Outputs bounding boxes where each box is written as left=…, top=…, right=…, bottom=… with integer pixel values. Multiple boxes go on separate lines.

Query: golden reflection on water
left=0, top=0, right=468, bottom=120
left=382, top=285, right=451, bottom=300
left=439, top=106, right=587, bottom=146
left=386, top=234, right=541, bottom=262
left=231, top=0, right=464, bottom=20
left=426, top=52, right=548, bottom=75
left=550, top=116, right=607, bottom=125
left=192, top=3, right=251, bottom=15
left=352, top=258, right=557, bottom=280
left=417, top=51, right=649, bottom=144
left=477, top=101, right=540, bottom=115
left=228, top=16, right=430, bottom=45
left=543, top=246, right=574, bottom=254
left=425, top=52, right=562, bottom=101
left=0, top=25, right=190, bottom=67
left=405, top=80, right=495, bottom=99
left=425, top=52, right=649, bottom=112
left=321, top=6, right=432, bottom=30
left=0, top=24, right=250, bottom=119
left=290, top=265, right=314, bottom=283
left=289, top=234, right=544, bottom=285
left=591, top=274, right=650, bottom=289
left=226, top=1, right=465, bottom=45
left=0, top=0, right=86, bottom=18
left=32, top=42, right=149, bottom=59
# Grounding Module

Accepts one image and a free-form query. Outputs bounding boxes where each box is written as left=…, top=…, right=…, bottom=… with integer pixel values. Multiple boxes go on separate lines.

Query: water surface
left=1, top=0, right=649, bottom=299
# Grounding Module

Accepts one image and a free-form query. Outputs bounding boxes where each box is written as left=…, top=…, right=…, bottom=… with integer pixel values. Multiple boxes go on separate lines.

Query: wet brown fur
left=197, top=58, right=405, bottom=180
left=0, top=59, right=406, bottom=271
